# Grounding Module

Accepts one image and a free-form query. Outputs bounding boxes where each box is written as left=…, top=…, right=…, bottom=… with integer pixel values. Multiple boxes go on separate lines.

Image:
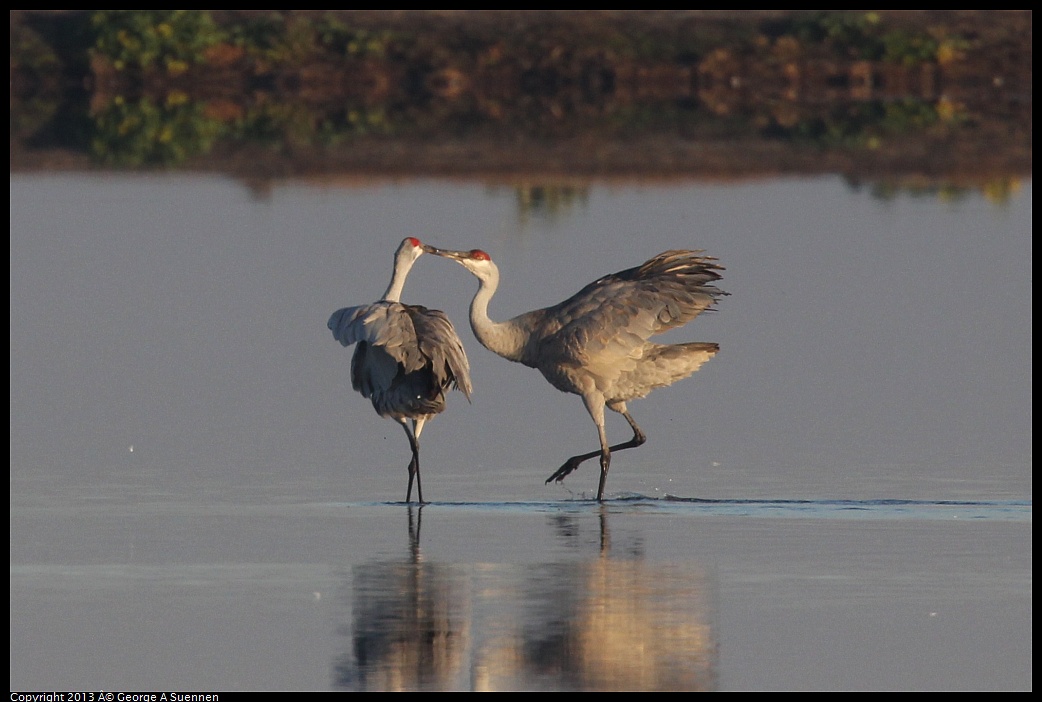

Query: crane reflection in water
left=336, top=507, right=715, bottom=691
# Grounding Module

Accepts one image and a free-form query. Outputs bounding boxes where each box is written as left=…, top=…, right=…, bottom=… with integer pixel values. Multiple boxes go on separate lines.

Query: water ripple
left=396, top=496, right=1031, bottom=521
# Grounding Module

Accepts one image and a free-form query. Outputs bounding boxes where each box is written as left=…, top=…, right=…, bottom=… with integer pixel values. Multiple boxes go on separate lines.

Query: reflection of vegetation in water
left=765, top=97, right=964, bottom=149
left=91, top=94, right=225, bottom=166
left=89, top=97, right=405, bottom=167
left=317, top=107, right=395, bottom=143
left=980, top=178, right=1024, bottom=205
left=855, top=177, right=1024, bottom=205
left=90, top=96, right=402, bottom=167
left=512, top=184, right=590, bottom=224
left=11, top=10, right=1027, bottom=202
left=84, top=89, right=970, bottom=171
left=240, top=102, right=395, bottom=148
left=77, top=11, right=983, bottom=155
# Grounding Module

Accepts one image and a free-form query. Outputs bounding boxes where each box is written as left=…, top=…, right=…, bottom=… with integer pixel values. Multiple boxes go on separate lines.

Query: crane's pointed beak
left=422, top=244, right=467, bottom=261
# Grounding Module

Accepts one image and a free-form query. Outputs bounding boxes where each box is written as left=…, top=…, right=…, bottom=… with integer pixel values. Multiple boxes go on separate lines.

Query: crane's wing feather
left=349, top=340, right=398, bottom=399
left=538, top=250, right=726, bottom=365
left=329, top=302, right=428, bottom=371
left=408, top=307, right=473, bottom=399
left=329, top=301, right=471, bottom=401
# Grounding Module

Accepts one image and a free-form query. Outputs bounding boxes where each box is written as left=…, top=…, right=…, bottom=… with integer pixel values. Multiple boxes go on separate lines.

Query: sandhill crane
left=428, top=247, right=726, bottom=501
left=328, top=237, right=472, bottom=503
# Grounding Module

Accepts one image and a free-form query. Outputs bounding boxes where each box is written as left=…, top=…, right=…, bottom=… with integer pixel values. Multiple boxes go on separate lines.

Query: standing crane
left=328, top=237, right=472, bottom=504
left=427, top=246, right=726, bottom=501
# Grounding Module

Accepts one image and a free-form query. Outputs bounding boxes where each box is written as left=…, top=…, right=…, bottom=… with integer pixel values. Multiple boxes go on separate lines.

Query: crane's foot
left=546, top=456, right=584, bottom=485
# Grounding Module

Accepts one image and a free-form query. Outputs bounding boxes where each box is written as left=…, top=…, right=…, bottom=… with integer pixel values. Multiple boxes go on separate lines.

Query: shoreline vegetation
left=10, top=10, right=1032, bottom=200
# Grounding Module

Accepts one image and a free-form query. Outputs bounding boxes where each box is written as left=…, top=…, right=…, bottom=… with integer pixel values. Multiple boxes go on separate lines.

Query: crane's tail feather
left=617, top=342, right=719, bottom=399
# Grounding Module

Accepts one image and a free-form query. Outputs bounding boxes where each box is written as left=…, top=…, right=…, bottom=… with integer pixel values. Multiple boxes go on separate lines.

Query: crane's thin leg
left=400, top=420, right=426, bottom=504
left=405, top=447, right=422, bottom=504
left=545, top=400, right=646, bottom=501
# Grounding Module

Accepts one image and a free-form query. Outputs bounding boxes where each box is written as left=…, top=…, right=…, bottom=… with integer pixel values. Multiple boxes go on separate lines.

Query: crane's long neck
left=381, top=255, right=415, bottom=302
left=468, top=269, right=527, bottom=363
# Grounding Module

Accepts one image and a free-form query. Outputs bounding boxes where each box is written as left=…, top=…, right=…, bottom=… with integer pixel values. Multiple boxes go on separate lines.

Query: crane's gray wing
left=407, top=307, right=473, bottom=399
left=329, top=302, right=471, bottom=402
left=328, top=301, right=428, bottom=372
left=536, top=250, right=726, bottom=371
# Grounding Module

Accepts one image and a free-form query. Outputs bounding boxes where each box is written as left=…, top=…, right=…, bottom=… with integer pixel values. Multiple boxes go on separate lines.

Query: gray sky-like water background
left=10, top=11, right=1031, bottom=691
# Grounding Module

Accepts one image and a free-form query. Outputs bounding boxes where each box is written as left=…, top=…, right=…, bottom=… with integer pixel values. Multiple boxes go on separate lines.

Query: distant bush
left=774, top=11, right=940, bottom=65
left=90, top=10, right=224, bottom=74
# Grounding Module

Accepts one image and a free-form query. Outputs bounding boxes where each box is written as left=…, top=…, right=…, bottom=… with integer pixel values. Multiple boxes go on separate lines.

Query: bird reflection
left=335, top=506, right=471, bottom=691
left=472, top=509, right=715, bottom=691
left=338, top=507, right=715, bottom=691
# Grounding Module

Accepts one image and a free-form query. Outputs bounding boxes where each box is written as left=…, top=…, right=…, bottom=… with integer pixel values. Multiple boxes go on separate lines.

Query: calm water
left=9, top=174, right=1031, bottom=690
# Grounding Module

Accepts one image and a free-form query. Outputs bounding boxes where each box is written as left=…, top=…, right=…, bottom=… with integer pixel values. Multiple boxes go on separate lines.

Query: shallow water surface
left=9, top=492, right=1031, bottom=691
left=9, top=174, right=1031, bottom=690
